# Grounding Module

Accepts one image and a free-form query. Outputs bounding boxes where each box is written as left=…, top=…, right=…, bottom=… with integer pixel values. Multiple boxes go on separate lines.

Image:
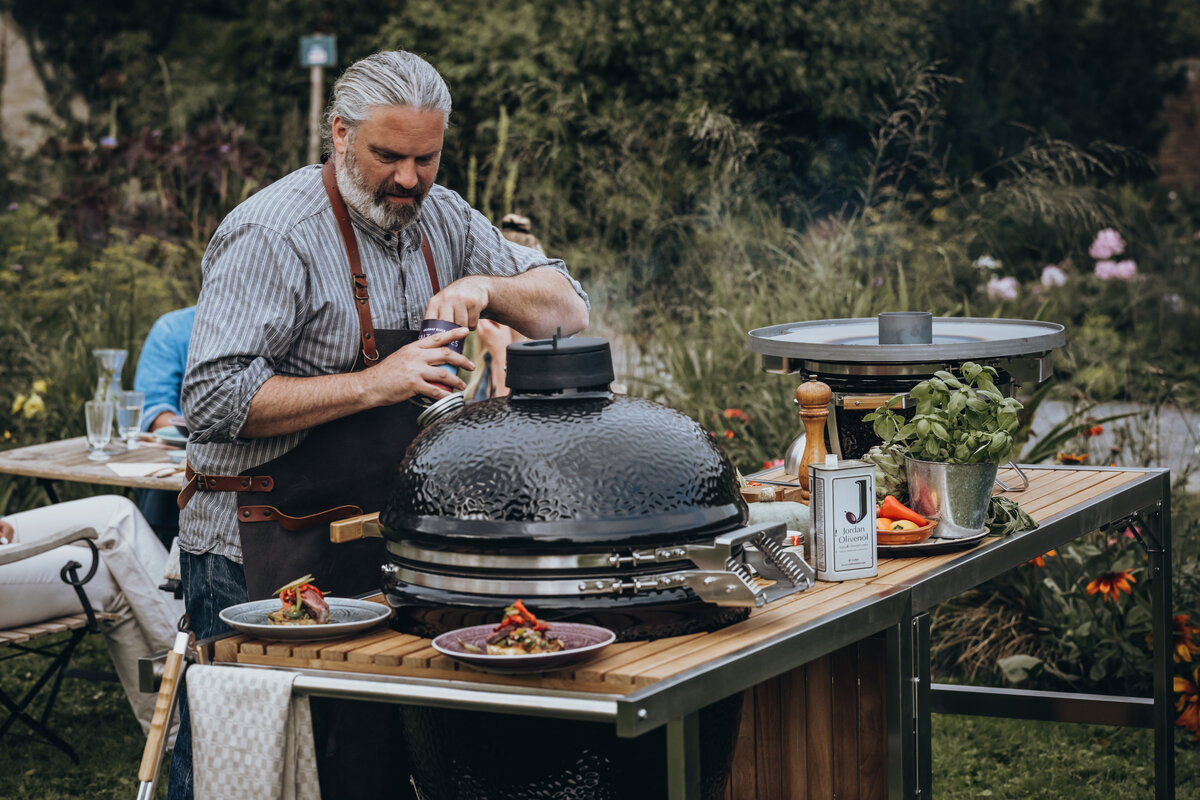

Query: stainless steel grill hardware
left=384, top=522, right=815, bottom=608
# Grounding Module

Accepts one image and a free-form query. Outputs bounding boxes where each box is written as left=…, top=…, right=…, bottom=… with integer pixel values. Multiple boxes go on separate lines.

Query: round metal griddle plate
left=748, top=317, right=1065, bottom=363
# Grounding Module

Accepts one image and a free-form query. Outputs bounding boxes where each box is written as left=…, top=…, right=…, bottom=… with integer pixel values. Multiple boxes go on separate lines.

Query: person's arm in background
left=134, top=307, right=196, bottom=432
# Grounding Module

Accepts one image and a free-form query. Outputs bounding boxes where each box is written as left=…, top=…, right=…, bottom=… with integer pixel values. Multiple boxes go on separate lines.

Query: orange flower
left=1086, top=570, right=1137, bottom=602
left=1024, top=549, right=1058, bottom=568
left=1175, top=666, right=1200, bottom=741
left=1148, top=614, right=1200, bottom=663
left=1086, top=424, right=1104, bottom=437
left=724, top=430, right=734, bottom=439
left=723, top=408, right=750, bottom=423
left=1057, top=452, right=1088, bottom=464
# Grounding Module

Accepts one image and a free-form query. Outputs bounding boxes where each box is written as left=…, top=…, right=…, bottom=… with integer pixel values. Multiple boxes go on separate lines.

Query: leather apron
left=233, top=160, right=440, bottom=600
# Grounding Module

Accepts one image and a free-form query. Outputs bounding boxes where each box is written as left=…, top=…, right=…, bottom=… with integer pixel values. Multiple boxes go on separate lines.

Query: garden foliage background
left=3, top=0, right=1200, bottom=748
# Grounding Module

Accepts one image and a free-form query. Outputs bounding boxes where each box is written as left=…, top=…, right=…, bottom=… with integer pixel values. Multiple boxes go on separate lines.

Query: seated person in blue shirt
left=133, top=306, right=195, bottom=545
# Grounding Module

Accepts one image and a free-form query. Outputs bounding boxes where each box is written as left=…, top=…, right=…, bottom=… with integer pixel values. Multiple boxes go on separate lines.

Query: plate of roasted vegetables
left=432, top=599, right=615, bottom=674
left=218, top=574, right=390, bottom=641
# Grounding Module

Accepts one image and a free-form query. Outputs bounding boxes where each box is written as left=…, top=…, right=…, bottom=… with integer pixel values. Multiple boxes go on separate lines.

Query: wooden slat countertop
left=210, top=466, right=1144, bottom=695
left=0, top=436, right=185, bottom=491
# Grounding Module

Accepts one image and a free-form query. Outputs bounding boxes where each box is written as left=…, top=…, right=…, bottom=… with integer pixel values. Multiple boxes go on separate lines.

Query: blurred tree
left=929, top=0, right=1184, bottom=178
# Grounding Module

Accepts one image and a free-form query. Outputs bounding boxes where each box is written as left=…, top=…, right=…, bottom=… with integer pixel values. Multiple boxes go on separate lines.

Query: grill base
left=403, top=693, right=743, bottom=800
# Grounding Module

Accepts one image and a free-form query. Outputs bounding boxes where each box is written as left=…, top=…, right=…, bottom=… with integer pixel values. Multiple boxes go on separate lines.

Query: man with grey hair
left=167, top=50, right=588, bottom=799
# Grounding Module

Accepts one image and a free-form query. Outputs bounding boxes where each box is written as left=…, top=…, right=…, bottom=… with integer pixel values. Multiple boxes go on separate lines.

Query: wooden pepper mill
left=795, top=378, right=832, bottom=502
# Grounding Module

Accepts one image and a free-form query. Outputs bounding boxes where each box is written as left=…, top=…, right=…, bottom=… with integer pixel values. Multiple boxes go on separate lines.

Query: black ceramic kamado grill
left=329, top=335, right=814, bottom=800
left=748, top=313, right=1066, bottom=463
left=332, top=335, right=814, bottom=643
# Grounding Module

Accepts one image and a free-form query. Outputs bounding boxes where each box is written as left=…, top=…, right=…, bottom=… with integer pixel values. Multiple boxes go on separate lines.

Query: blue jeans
left=166, top=551, right=246, bottom=800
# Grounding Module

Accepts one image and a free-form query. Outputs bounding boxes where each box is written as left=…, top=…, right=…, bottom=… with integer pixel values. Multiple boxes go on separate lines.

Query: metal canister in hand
left=412, top=318, right=466, bottom=426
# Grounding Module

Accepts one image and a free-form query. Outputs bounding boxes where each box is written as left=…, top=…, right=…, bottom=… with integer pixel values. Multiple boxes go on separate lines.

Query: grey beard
left=336, top=146, right=421, bottom=232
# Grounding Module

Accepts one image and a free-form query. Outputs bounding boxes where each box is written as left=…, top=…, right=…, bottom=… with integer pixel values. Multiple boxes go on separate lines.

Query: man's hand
left=0, top=519, right=14, bottom=544
left=357, top=327, right=475, bottom=406
left=424, top=275, right=491, bottom=329
left=240, top=328, right=473, bottom=438
left=425, top=269, right=587, bottom=341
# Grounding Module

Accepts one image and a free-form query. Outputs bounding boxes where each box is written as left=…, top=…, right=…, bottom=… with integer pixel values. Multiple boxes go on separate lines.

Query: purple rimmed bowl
left=432, top=622, right=615, bottom=674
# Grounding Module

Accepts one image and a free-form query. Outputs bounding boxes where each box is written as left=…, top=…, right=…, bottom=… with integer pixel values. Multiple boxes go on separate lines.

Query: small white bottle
left=810, top=454, right=878, bottom=581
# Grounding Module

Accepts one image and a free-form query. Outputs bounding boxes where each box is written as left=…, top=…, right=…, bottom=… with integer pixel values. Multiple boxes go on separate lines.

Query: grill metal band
left=383, top=523, right=815, bottom=608
left=386, top=540, right=695, bottom=572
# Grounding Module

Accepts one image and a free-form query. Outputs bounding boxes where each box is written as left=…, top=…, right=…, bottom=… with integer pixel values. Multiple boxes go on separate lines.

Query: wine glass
left=116, top=390, right=145, bottom=450
left=85, top=400, right=114, bottom=461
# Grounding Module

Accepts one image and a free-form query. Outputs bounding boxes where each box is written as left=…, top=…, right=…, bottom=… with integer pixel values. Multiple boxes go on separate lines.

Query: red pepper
left=878, top=495, right=929, bottom=526
left=512, top=599, right=537, bottom=625
left=495, top=599, right=551, bottom=632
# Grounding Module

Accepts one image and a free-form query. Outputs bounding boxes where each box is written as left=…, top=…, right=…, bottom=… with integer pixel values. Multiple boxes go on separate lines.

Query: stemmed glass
left=85, top=400, right=114, bottom=461
left=116, top=390, right=145, bottom=450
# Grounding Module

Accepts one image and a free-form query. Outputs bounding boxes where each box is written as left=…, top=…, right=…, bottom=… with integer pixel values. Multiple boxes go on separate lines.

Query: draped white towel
left=187, top=665, right=319, bottom=800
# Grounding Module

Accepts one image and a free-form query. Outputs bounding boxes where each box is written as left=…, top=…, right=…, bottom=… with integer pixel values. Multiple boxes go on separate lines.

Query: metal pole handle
left=994, top=461, right=1029, bottom=492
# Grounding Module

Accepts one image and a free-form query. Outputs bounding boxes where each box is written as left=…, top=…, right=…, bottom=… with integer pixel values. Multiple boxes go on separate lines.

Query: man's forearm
left=239, top=372, right=373, bottom=438
left=482, top=268, right=589, bottom=339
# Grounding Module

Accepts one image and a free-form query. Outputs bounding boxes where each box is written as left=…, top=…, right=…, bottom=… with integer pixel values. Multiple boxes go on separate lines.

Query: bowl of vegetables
left=876, top=495, right=937, bottom=545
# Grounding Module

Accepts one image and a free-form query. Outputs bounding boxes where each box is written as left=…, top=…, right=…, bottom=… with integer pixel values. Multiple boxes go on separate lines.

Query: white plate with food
left=432, top=600, right=615, bottom=674
left=219, top=575, right=390, bottom=641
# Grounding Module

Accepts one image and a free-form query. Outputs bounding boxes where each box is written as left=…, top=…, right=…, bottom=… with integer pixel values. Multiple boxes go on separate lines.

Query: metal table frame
left=217, top=466, right=1174, bottom=800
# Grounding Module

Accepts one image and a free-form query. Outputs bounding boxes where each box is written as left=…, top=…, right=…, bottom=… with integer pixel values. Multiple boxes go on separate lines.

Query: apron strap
left=238, top=504, right=364, bottom=532
left=419, top=230, right=441, bottom=294
left=177, top=467, right=275, bottom=510
left=322, top=160, right=380, bottom=364
left=321, top=159, right=443, bottom=367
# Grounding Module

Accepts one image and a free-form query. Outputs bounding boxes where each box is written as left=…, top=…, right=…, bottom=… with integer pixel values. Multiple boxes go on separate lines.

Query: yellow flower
left=10, top=394, right=25, bottom=415
left=22, top=393, right=44, bottom=418
left=31, top=379, right=47, bottom=394
left=930, top=207, right=949, bottom=223
left=2, top=430, right=11, bottom=440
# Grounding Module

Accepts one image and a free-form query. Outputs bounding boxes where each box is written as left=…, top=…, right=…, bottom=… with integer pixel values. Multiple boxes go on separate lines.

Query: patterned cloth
left=187, top=665, right=319, bottom=800
left=180, top=163, right=587, bottom=562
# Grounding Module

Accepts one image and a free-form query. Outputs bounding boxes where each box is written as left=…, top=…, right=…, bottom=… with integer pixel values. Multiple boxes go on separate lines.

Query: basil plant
left=863, top=362, right=1023, bottom=465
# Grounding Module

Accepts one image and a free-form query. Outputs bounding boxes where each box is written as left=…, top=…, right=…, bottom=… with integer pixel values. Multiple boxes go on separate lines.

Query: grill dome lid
left=381, top=337, right=745, bottom=548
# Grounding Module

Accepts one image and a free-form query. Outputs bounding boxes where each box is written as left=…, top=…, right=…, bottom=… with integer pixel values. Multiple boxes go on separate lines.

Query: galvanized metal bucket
left=904, top=457, right=997, bottom=539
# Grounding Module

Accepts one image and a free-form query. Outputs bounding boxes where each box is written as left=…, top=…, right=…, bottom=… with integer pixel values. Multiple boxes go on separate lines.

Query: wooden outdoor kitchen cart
left=188, top=465, right=1175, bottom=800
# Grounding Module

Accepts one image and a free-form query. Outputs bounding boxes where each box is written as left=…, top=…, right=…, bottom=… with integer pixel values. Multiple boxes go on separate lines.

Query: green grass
left=0, top=634, right=164, bottom=799
left=933, top=714, right=1200, bottom=799
left=2, top=635, right=1197, bottom=798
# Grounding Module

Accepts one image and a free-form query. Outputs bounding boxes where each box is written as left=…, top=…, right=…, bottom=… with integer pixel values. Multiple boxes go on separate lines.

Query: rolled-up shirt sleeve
left=183, top=223, right=306, bottom=444
left=460, top=203, right=589, bottom=308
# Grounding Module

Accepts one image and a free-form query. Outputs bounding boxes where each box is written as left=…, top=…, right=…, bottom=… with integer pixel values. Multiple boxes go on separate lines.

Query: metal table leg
left=36, top=477, right=60, bottom=505
left=887, top=598, right=927, bottom=800
left=914, top=613, right=931, bottom=797
left=1139, top=499, right=1175, bottom=800
left=666, top=710, right=702, bottom=800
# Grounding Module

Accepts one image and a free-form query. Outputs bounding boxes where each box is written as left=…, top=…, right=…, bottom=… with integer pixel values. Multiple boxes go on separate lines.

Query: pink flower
left=987, top=276, right=1019, bottom=302
left=1089, top=229, right=1126, bottom=259
left=1041, top=264, right=1067, bottom=287
left=1095, top=259, right=1138, bottom=281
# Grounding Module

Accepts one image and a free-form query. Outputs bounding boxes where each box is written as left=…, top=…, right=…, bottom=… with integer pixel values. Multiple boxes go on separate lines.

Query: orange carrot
left=878, top=495, right=929, bottom=526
